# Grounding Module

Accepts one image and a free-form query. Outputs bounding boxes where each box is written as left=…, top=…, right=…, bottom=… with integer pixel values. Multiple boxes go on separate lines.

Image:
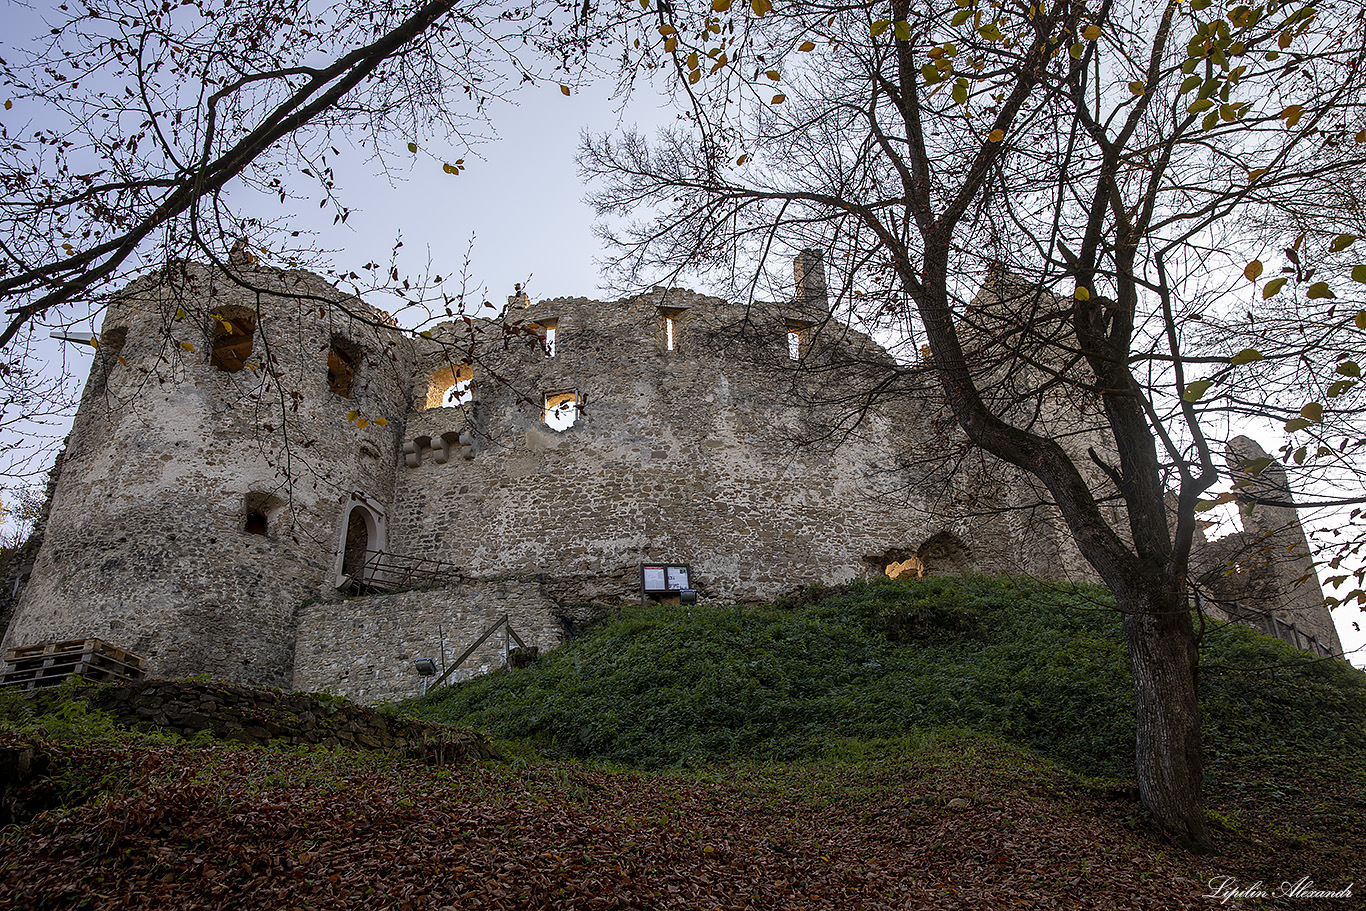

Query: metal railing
left=1196, top=594, right=1335, bottom=658
left=345, top=550, right=463, bottom=595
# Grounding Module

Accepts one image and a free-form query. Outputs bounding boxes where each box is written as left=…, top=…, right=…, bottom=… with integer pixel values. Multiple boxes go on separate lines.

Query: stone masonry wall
left=4, top=264, right=413, bottom=684
left=292, top=580, right=561, bottom=704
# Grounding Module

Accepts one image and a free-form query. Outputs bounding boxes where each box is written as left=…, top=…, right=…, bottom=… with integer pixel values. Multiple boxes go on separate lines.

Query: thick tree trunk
left=1118, top=586, right=1211, bottom=850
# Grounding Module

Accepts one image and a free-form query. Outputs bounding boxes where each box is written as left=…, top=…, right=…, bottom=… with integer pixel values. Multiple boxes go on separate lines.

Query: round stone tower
left=3, top=263, right=412, bottom=685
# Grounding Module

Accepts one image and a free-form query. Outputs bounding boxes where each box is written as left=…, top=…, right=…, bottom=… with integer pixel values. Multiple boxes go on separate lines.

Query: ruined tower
left=2, top=264, right=412, bottom=684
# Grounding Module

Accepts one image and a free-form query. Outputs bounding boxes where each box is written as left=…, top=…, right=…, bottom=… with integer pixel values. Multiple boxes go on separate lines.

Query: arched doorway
left=336, top=499, right=385, bottom=593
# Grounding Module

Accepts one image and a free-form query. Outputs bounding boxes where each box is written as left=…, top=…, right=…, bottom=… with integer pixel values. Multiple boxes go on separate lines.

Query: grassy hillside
left=407, top=576, right=1366, bottom=777
left=4, top=576, right=1363, bottom=908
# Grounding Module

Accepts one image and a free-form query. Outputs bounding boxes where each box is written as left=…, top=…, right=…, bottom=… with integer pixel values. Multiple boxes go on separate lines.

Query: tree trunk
left=1119, top=586, right=1212, bottom=850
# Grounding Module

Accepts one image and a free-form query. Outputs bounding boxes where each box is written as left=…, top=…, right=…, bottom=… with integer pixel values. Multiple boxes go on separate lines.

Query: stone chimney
left=794, top=249, right=828, bottom=310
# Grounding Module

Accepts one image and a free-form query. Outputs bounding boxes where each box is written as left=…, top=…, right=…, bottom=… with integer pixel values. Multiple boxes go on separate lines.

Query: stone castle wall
left=3, top=264, right=412, bottom=685
left=2, top=258, right=1341, bottom=703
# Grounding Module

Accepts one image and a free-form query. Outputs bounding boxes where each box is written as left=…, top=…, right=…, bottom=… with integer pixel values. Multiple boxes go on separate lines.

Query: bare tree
left=582, top=0, right=1366, bottom=847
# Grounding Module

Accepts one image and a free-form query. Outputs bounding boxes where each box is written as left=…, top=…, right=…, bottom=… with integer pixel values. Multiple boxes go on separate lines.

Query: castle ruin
left=1, top=255, right=1343, bottom=702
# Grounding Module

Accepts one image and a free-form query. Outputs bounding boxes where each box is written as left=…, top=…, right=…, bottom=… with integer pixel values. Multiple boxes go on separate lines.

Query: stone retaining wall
left=293, top=579, right=561, bottom=704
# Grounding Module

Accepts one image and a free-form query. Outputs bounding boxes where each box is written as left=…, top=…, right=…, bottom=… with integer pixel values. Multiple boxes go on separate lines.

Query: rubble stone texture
left=1, top=257, right=1341, bottom=703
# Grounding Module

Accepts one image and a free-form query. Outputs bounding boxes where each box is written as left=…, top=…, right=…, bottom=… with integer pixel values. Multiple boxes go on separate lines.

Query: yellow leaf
left=1243, top=260, right=1263, bottom=281
left=1247, top=168, right=1268, bottom=182
left=752, top=0, right=772, bottom=14
left=689, top=69, right=702, bottom=84
left=765, top=70, right=780, bottom=81
left=3, top=100, right=10, bottom=110
left=1357, top=129, right=1366, bottom=143
left=658, top=24, right=676, bottom=36
left=180, top=341, right=195, bottom=352
left=1356, top=310, right=1366, bottom=330
left=686, top=52, right=698, bottom=69
left=346, top=410, right=359, bottom=421
left=560, top=85, right=571, bottom=96
left=1074, top=286, right=1090, bottom=301
left=1082, top=24, right=1101, bottom=40
left=736, top=154, right=748, bottom=165
left=664, top=36, right=677, bottom=52
left=1307, top=281, right=1335, bottom=299
left=1128, top=80, right=1146, bottom=96
left=771, top=94, right=786, bottom=104
left=407, top=141, right=417, bottom=153
left=88, top=337, right=99, bottom=349
left=174, top=308, right=186, bottom=320
left=1263, top=277, right=1287, bottom=299
left=798, top=40, right=816, bottom=52
left=988, top=128, right=1005, bottom=142
left=1281, top=104, right=1303, bottom=127
left=711, top=0, right=731, bottom=10
left=1300, top=401, right=1323, bottom=423
left=356, top=418, right=368, bottom=429
left=374, top=417, right=388, bottom=426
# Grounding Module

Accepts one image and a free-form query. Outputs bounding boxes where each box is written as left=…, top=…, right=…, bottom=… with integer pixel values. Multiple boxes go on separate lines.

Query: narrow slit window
left=209, top=311, right=256, bottom=373
left=659, top=306, right=687, bottom=352
left=544, top=390, right=580, bottom=432
left=786, top=320, right=812, bottom=361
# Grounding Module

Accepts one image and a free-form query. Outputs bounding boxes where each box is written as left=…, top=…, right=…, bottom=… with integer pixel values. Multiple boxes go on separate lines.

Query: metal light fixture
left=413, top=657, right=438, bottom=676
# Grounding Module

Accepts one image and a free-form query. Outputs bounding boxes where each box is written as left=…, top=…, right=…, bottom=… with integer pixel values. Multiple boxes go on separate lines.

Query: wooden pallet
left=2, top=638, right=146, bottom=691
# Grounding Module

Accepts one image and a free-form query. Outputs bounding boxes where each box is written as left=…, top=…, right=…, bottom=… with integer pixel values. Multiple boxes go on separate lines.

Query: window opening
left=884, top=556, right=925, bottom=580
left=244, top=510, right=268, bottom=536
left=659, top=306, right=688, bottom=352
left=425, top=364, right=473, bottom=409
left=327, top=338, right=361, bottom=398
left=538, top=319, right=558, bottom=358
left=544, top=390, right=580, bottom=432
left=443, top=378, right=473, bottom=406
left=786, top=319, right=812, bottom=361
left=209, top=311, right=256, bottom=373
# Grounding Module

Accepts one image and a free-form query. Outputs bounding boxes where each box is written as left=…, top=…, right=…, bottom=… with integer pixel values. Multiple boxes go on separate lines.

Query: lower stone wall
left=292, top=580, right=562, bottom=704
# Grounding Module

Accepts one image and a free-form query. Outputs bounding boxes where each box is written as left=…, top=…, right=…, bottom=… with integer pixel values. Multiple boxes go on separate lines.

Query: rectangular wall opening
left=543, top=389, right=581, bottom=431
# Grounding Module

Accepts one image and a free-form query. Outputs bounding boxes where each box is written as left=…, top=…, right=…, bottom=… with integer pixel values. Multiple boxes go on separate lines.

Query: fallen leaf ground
left=3, top=730, right=1359, bottom=910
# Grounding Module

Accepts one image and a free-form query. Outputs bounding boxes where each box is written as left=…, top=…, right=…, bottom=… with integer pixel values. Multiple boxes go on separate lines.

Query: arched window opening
left=328, top=337, right=361, bottom=398
left=918, top=531, right=971, bottom=577
left=544, top=390, right=580, bottom=432
left=425, top=363, right=474, bottom=409
left=209, top=309, right=256, bottom=373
